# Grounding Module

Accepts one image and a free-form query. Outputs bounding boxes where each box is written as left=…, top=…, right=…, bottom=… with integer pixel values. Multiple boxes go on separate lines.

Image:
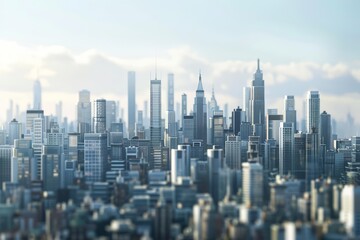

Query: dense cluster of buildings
left=0, top=61, right=359, bottom=239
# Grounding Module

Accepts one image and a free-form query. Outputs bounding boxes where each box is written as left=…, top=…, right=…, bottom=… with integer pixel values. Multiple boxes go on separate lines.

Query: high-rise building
left=231, top=107, right=242, bottom=136
left=249, top=59, right=265, bottom=142
left=266, top=110, right=283, bottom=143
left=305, top=128, right=320, bottom=189
left=294, top=133, right=306, bottom=179
left=340, top=185, right=360, bottom=237
left=279, top=122, right=294, bottom=176
left=167, top=73, right=177, bottom=138
left=171, top=148, right=186, bottom=184
left=128, top=71, right=136, bottom=138
left=8, top=119, right=22, bottom=145
left=33, top=80, right=42, bottom=110
left=243, top=87, right=251, bottom=122
left=11, top=139, right=35, bottom=187
left=93, top=99, right=106, bottom=133
left=77, top=90, right=92, bottom=135
left=106, top=100, right=117, bottom=131
left=41, top=145, right=61, bottom=192
left=225, top=135, right=242, bottom=170
left=211, top=112, right=225, bottom=149
left=181, top=94, right=187, bottom=129
left=207, top=146, right=224, bottom=204
left=55, top=101, right=62, bottom=126
left=0, top=145, right=12, bottom=187
left=284, top=95, right=297, bottom=131
left=193, top=73, right=207, bottom=148
left=242, top=161, right=263, bottom=207
left=208, top=87, right=219, bottom=119
left=320, top=111, right=332, bottom=150
left=183, top=115, right=195, bottom=144
left=150, top=79, right=162, bottom=170
left=84, top=133, right=107, bottom=183
left=306, top=91, right=320, bottom=133
left=26, top=110, right=44, bottom=180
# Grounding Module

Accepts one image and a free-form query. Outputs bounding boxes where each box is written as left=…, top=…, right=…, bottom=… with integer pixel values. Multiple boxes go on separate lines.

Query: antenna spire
left=257, top=58, right=260, bottom=70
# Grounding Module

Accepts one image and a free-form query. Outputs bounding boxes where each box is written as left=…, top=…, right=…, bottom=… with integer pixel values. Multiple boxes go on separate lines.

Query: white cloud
left=0, top=40, right=359, bottom=126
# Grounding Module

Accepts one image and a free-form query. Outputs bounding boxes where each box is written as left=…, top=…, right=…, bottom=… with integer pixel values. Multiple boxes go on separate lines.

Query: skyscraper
left=41, top=145, right=61, bottom=192
left=128, top=71, right=136, bottom=138
left=11, top=139, right=35, bottom=187
left=33, top=80, right=42, bottom=110
left=84, top=133, right=107, bottom=183
left=193, top=73, right=207, bottom=148
left=77, top=90, right=92, bottom=135
left=231, top=107, right=242, bottom=136
left=181, top=94, right=187, bottom=129
left=208, top=87, right=219, bottom=119
left=0, top=145, right=12, bottom=187
left=171, top=148, right=186, bottom=184
left=243, top=87, right=251, bottom=122
left=225, top=135, right=242, bottom=170
left=26, top=110, right=44, bottom=180
left=167, top=73, right=176, bottom=138
left=306, top=91, right=320, bottom=133
left=279, top=122, right=294, bottom=176
left=150, top=79, right=162, bottom=169
left=93, top=99, right=106, bottom=133
left=242, top=161, right=263, bottom=207
left=305, top=128, right=320, bottom=189
left=207, top=146, right=224, bottom=204
left=8, top=119, right=22, bottom=145
left=284, top=95, right=297, bottom=132
left=249, top=59, right=265, bottom=142
left=320, top=111, right=332, bottom=150
left=106, top=100, right=117, bottom=131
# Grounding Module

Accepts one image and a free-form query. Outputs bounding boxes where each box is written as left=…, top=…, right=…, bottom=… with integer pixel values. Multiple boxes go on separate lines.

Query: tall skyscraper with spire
left=193, top=73, right=207, bottom=149
left=33, top=80, right=42, bottom=110
left=128, top=71, right=136, bottom=139
left=250, top=59, right=265, bottom=142
left=150, top=78, right=162, bottom=169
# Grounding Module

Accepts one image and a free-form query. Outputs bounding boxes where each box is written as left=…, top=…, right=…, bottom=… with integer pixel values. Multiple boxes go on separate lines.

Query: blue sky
left=1, top=1, right=359, bottom=62
left=0, top=1, right=359, bottom=134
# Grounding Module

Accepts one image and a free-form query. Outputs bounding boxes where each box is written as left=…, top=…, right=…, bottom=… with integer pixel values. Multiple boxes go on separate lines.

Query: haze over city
left=1, top=1, right=360, bottom=239
left=0, top=1, right=360, bottom=136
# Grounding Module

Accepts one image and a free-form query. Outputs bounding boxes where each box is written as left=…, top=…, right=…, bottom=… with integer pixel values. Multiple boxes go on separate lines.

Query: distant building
left=128, top=71, right=136, bottom=138
left=306, top=91, right=320, bottom=133
left=93, top=99, right=106, bottom=133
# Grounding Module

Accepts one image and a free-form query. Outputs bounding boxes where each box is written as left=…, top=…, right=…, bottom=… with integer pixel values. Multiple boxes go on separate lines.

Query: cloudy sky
left=0, top=1, right=359, bottom=132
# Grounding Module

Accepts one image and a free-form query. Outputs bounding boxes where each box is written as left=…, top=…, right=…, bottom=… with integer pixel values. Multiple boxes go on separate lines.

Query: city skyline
left=0, top=1, right=360, bottom=133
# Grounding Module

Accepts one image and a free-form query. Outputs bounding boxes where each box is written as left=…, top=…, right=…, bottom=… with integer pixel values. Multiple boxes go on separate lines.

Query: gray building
left=33, top=80, right=42, bottom=110
left=41, top=145, right=62, bottom=192
left=279, top=122, right=294, bottom=176
left=320, top=111, right=332, bottom=150
left=0, top=145, right=12, bottom=188
left=93, top=99, right=106, bottom=133
left=181, top=94, right=187, bottom=129
left=193, top=73, right=207, bottom=148
left=284, top=95, right=297, bottom=132
left=306, top=91, right=320, bottom=133
left=249, top=59, right=265, bottom=142
left=11, top=139, right=35, bottom=187
left=128, top=71, right=136, bottom=138
left=84, top=133, right=107, bottom=183
left=150, top=79, right=162, bottom=170
left=77, top=89, right=92, bottom=135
